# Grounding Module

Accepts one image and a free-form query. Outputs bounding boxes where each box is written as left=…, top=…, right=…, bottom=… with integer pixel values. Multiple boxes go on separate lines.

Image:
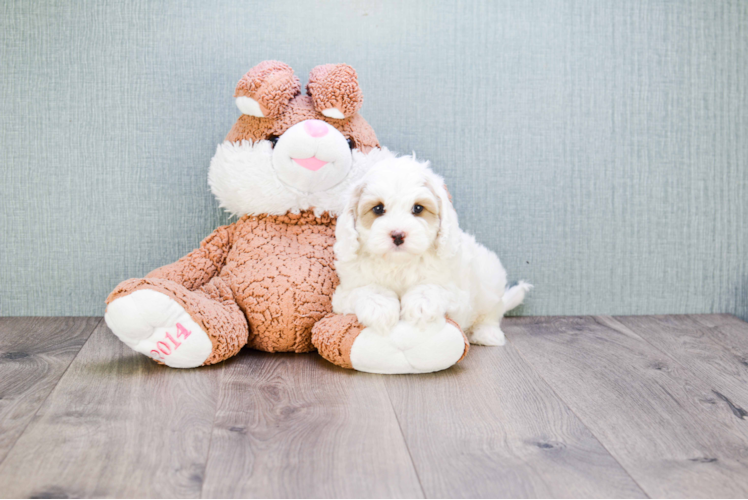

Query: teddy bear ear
left=234, top=61, right=301, bottom=118
left=306, top=64, right=363, bottom=119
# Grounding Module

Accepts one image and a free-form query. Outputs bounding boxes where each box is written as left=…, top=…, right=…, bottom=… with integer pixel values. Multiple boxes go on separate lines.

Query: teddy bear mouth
left=293, top=156, right=328, bottom=171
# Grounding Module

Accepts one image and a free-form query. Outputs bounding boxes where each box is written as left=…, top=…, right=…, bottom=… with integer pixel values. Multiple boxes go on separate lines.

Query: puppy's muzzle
left=390, top=231, right=406, bottom=246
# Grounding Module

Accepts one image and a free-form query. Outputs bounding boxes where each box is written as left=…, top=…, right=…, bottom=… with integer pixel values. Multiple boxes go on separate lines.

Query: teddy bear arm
left=146, top=224, right=234, bottom=291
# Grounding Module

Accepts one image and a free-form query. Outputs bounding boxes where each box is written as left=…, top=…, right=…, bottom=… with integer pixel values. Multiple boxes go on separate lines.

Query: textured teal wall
left=1, top=0, right=747, bottom=318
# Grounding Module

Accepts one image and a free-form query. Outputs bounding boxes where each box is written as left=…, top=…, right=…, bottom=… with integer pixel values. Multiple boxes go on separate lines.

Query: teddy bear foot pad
left=350, top=320, right=467, bottom=374
left=105, top=289, right=213, bottom=368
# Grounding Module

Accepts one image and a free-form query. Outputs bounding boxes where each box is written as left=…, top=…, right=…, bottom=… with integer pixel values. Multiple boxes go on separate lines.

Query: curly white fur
left=332, top=156, right=531, bottom=346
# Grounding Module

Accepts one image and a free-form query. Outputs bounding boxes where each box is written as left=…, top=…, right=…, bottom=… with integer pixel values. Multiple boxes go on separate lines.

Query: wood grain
left=691, top=314, right=748, bottom=366
left=0, top=317, right=99, bottom=466
left=614, top=314, right=748, bottom=410
left=507, top=315, right=748, bottom=498
left=201, top=351, right=423, bottom=499
left=5, top=314, right=748, bottom=498
left=0, top=321, right=223, bottom=499
left=384, top=331, right=646, bottom=498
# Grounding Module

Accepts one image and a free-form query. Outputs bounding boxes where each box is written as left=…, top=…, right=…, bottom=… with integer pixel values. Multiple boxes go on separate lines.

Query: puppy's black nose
left=391, top=231, right=406, bottom=246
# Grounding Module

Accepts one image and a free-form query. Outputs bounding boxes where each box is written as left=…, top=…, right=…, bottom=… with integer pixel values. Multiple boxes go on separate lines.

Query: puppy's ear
left=307, top=64, right=363, bottom=119
left=234, top=61, right=300, bottom=118
left=334, top=181, right=365, bottom=262
left=425, top=169, right=460, bottom=259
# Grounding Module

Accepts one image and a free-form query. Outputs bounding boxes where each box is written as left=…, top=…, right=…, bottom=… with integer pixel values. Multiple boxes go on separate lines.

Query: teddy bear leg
left=312, top=315, right=468, bottom=374
left=105, top=277, right=248, bottom=368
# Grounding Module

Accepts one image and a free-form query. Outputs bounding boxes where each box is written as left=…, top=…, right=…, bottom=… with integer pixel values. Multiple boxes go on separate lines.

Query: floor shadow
left=82, top=353, right=224, bottom=378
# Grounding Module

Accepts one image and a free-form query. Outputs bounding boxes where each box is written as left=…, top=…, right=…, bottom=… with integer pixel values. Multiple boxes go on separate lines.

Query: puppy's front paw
left=401, top=290, right=447, bottom=327
left=355, top=294, right=400, bottom=332
left=468, top=324, right=506, bottom=346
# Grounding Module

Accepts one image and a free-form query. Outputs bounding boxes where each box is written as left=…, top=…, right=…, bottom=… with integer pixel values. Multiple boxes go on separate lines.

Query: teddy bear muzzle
left=271, top=119, right=353, bottom=193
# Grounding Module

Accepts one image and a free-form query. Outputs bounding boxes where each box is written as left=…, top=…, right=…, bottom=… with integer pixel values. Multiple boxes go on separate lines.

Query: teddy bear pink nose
left=303, top=120, right=329, bottom=138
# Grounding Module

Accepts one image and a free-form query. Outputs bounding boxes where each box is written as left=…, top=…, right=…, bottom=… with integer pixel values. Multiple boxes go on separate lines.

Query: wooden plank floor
left=1, top=315, right=747, bottom=498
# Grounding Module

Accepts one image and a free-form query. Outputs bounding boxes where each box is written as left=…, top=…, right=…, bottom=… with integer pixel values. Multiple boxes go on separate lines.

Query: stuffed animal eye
left=372, top=203, right=385, bottom=215
left=412, top=204, right=424, bottom=214
left=268, top=135, right=280, bottom=147
left=346, top=137, right=355, bottom=150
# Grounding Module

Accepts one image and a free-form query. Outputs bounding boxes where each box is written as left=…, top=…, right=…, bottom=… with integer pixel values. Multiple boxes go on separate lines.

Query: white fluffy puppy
left=332, top=155, right=531, bottom=346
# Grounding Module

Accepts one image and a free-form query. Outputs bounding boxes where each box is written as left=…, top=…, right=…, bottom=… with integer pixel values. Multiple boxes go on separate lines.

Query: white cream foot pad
left=349, top=320, right=466, bottom=374
left=104, top=289, right=212, bottom=368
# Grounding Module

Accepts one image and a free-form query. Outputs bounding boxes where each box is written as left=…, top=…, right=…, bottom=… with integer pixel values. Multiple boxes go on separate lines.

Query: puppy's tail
left=503, top=281, right=533, bottom=312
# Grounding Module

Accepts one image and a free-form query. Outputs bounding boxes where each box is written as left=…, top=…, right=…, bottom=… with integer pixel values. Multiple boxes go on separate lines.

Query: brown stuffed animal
left=105, top=61, right=468, bottom=373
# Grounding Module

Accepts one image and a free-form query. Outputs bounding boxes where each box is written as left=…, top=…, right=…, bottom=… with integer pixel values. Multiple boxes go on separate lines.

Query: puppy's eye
left=268, top=135, right=280, bottom=147
left=346, top=137, right=355, bottom=150
left=372, top=203, right=385, bottom=216
left=412, top=204, right=424, bottom=215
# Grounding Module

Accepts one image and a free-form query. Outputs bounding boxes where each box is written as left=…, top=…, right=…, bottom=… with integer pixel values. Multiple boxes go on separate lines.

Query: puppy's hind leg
left=467, top=293, right=506, bottom=345
left=467, top=318, right=506, bottom=346
left=467, top=282, right=532, bottom=346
